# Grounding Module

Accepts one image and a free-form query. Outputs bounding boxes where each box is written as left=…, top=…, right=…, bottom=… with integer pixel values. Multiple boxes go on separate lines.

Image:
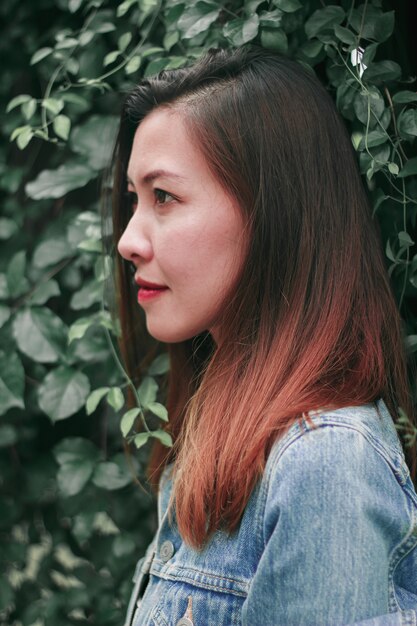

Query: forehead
left=127, top=107, right=210, bottom=181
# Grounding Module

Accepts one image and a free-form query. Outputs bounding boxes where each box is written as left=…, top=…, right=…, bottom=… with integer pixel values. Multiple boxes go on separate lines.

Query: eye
left=154, top=188, right=174, bottom=205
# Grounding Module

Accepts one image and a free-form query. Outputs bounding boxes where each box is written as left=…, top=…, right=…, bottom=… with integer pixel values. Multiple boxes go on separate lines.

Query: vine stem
left=384, top=86, right=408, bottom=162
left=100, top=292, right=151, bottom=433
left=82, top=0, right=163, bottom=85
left=398, top=176, right=409, bottom=311
left=40, top=7, right=99, bottom=135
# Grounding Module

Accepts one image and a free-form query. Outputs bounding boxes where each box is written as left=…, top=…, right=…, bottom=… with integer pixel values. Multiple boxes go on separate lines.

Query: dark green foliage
left=1, top=0, right=416, bottom=623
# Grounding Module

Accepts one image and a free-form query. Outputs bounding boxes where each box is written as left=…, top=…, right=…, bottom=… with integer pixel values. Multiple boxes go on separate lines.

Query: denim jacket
left=125, top=400, right=417, bottom=626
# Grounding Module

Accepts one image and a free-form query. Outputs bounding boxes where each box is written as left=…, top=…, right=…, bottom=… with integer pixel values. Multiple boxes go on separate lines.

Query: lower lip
left=137, top=287, right=168, bottom=303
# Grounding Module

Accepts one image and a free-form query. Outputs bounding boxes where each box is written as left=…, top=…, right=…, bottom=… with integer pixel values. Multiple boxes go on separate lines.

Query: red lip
left=135, top=277, right=167, bottom=289
left=135, top=276, right=168, bottom=303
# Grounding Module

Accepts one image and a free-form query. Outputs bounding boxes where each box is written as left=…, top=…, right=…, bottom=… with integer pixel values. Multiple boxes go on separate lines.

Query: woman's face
left=117, top=107, right=247, bottom=344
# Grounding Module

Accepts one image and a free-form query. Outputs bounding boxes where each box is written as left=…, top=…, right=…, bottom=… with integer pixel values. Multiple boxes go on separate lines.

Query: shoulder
left=266, top=399, right=409, bottom=486
left=258, top=400, right=415, bottom=543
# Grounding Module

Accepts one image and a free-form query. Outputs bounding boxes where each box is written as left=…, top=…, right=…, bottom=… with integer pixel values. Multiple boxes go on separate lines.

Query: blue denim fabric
left=125, top=400, right=417, bottom=626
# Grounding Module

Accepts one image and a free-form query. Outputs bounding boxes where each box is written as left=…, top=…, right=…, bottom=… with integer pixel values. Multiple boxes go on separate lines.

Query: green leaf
left=398, top=157, right=417, bottom=178
left=117, top=0, right=137, bottom=17
left=0, top=425, right=18, bottom=448
left=69, top=0, right=83, bottom=12
left=26, top=163, right=95, bottom=199
left=113, top=534, right=136, bottom=557
left=147, top=402, right=168, bottom=422
left=144, top=57, right=169, bottom=78
left=133, top=431, right=152, bottom=449
left=41, top=98, right=64, bottom=115
left=272, top=0, right=301, bottom=12
left=118, top=32, right=132, bottom=53
left=57, top=459, right=95, bottom=496
left=261, top=28, right=288, bottom=53
left=358, top=129, right=387, bottom=149
left=86, top=387, right=110, bottom=415
left=96, top=22, right=116, bottom=33
left=0, top=218, right=18, bottom=239
left=125, top=55, right=142, bottom=75
left=93, top=461, right=132, bottom=490
left=388, top=162, right=399, bottom=175
left=362, top=43, right=379, bottom=66
left=392, top=91, right=417, bottom=104
left=38, top=366, right=90, bottom=421
left=137, top=376, right=158, bottom=407
left=373, top=11, right=395, bottom=42
left=148, top=353, right=170, bottom=375
left=7, top=250, right=29, bottom=298
left=224, top=15, right=259, bottom=46
left=30, top=47, right=53, bottom=65
left=32, top=238, right=71, bottom=268
left=0, top=351, right=25, bottom=415
left=10, top=125, right=30, bottom=141
left=13, top=307, right=67, bottom=363
left=29, top=280, right=61, bottom=305
left=70, top=115, right=119, bottom=171
left=70, top=280, right=102, bottom=310
left=68, top=316, right=96, bottom=343
left=55, top=37, right=79, bottom=49
left=398, top=109, right=417, bottom=140
left=107, top=387, right=125, bottom=412
left=120, top=408, right=141, bottom=437
left=0, top=576, right=14, bottom=612
left=54, top=436, right=99, bottom=465
left=0, top=305, right=11, bottom=329
left=305, top=6, right=345, bottom=39
left=299, top=39, right=323, bottom=59
left=22, top=99, right=37, bottom=121
left=104, top=50, right=120, bottom=66
left=94, top=252, right=112, bottom=278
left=405, top=335, right=417, bottom=354
left=66, top=57, right=80, bottom=75
left=141, top=46, right=165, bottom=58
left=163, top=31, right=179, bottom=50
left=77, top=238, right=102, bottom=252
left=16, top=127, right=33, bottom=150
left=333, top=25, right=356, bottom=45
left=353, top=88, right=385, bottom=125
left=177, top=2, right=220, bottom=39
left=363, top=60, right=401, bottom=83
left=151, top=429, right=173, bottom=447
left=398, top=231, right=414, bottom=247
left=7, top=94, right=31, bottom=113
left=53, top=114, right=71, bottom=140
left=79, top=30, right=94, bottom=46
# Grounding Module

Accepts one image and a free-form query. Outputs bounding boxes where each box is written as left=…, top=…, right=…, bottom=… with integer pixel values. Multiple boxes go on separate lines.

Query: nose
left=117, top=212, right=153, bottom=264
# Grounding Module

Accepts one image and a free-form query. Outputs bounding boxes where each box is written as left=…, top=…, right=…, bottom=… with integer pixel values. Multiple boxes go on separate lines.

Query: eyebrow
left=127, top=169, right=186, bottom=186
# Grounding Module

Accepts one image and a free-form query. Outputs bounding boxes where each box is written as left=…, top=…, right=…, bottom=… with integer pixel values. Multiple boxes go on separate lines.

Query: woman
left=113, top=47, right=417, bottom=625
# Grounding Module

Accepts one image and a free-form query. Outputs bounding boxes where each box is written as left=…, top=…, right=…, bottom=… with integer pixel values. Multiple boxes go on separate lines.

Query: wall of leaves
left=1, top=0, right=416, bottom=624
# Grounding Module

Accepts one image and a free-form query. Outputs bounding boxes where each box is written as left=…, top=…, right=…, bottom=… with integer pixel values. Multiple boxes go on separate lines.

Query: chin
left=146, top=323, right=201, bottom=344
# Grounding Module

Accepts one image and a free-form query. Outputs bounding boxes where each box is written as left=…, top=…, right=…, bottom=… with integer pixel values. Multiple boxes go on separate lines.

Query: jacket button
left=176, top=619, right=193, bottom=626
left=159, top=540, right=175, bottom=562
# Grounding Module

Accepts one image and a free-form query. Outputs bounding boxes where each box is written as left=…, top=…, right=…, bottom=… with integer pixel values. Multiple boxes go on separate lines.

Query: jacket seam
left=259, top=421, right=412, bottom=549
left=388, top=503, right=417, bottom=613
left=150, top=562, right=249, bottom=597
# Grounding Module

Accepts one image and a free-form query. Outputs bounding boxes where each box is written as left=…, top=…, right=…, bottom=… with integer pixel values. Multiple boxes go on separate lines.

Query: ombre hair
left=111, top=46, right=413, bottom=548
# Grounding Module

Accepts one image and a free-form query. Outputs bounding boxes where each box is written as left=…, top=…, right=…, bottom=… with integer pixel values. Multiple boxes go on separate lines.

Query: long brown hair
left=111, top=47, right=413, bottom=548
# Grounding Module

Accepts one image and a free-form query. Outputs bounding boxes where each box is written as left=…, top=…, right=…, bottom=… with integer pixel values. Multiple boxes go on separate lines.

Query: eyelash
left=154, top=188, right=174, bottom=205
left=125, top=188, right=174, bottom=211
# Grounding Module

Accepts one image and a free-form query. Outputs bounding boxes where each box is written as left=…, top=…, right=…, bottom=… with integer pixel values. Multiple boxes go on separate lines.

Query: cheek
left=155, top=206, right=246, bottom=290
